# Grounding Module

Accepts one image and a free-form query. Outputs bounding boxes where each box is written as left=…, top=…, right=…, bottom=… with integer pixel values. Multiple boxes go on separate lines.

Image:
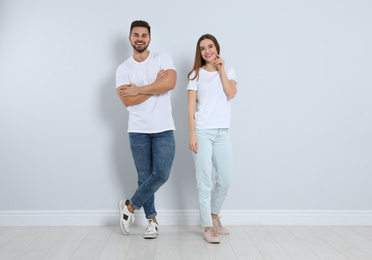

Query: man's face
left=129, top=27, right=151, bottom=53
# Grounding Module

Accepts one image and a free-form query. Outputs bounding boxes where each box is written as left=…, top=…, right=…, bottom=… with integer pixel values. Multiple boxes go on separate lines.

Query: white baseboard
left=1, top=210, right=372, bottom=226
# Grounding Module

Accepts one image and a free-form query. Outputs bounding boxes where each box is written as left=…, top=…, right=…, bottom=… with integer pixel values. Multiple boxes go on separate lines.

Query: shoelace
left=146, top=220, right=156, bottom=232
left=210, top=229, right=218, bottom=237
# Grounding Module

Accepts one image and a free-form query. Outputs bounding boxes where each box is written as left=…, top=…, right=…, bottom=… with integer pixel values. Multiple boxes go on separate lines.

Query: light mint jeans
left=192, top=128, right=233, bottom=228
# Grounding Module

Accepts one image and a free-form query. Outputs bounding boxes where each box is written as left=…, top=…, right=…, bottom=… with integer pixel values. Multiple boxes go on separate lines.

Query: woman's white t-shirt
left=187, top=67, right=236, bottom=129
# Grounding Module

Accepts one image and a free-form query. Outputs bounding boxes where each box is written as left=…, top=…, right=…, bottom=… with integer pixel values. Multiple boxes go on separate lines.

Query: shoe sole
left=216, top=231, right=230, bottom=235
left=118, top=200, right=129, bottom=235
left=143, top=233, right=159, bottom=239
left=203, top=238, right=220, bottom=244
left=203, top=235, right=220, bottom=244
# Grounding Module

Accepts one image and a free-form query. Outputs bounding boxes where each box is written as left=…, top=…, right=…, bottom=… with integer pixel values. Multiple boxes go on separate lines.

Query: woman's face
left=200, top=39, right=217, bottom=63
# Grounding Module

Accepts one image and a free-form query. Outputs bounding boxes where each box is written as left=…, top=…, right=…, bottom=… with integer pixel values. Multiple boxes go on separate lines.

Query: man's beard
left=131, top=42, right=149, bottom=53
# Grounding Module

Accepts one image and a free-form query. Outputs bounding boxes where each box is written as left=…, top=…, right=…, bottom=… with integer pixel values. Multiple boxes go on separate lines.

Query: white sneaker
left=118, top=199, right=135, bottom=235
left=143, top=219, right=159, bottom=239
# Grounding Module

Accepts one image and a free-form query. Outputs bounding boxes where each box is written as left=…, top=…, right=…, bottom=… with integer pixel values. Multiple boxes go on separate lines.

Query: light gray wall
left=1, top=0, right=371, bottom=212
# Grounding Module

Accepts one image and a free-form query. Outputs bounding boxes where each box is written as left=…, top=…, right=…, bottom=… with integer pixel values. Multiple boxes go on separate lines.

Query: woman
left=187, top=34, right=237, bottom=244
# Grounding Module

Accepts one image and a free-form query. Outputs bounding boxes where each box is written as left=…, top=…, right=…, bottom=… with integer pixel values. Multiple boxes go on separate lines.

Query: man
left=115, top=20, right=176, bottom=239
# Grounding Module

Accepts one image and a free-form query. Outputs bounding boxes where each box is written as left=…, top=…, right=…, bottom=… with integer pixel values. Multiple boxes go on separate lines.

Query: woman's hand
left=189, top=134, right=198, bottom=154
left=214, top=54, right=225, bottom=71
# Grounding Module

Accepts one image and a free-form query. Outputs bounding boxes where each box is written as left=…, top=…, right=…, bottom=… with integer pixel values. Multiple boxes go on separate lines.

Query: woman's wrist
left=218, top=65, right=226, bottom=72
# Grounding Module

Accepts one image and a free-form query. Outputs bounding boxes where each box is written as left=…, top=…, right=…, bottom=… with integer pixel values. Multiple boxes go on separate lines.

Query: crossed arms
left=116, top=69, right=177, bottom=107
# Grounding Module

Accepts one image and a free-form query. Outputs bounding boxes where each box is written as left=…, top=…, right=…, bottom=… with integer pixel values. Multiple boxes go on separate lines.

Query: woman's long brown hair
left=187, top=34, right=220, bottom=81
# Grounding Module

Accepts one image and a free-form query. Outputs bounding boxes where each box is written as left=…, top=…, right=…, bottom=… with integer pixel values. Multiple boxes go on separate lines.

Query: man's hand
left=117, top=83, right=140, bottom=97
left=156, top=69, right=167, bottom=81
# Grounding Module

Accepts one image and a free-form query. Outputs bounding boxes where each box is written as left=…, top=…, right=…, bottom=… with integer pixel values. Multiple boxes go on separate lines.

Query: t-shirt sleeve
left=227, top=67, right=237, bottom=84
left=115, top=64, right=130, bottom=89
left=186, top=71, right=198, bottom=91
left=160, top=52, right=176, bottom=71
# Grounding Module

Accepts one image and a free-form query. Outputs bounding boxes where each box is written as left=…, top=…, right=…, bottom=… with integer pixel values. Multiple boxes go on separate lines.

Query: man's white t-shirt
left=187, top=67, right=236, bottom=129
left=116, top=51, right=176, bottom=133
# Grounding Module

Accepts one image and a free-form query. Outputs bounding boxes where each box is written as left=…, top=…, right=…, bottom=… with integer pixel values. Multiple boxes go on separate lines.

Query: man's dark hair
left=130, top=20, right=151, bottom=36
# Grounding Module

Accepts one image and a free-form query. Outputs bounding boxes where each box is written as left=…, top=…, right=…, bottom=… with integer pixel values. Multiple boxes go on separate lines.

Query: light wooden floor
left=1, top=225, right=372, bottom=260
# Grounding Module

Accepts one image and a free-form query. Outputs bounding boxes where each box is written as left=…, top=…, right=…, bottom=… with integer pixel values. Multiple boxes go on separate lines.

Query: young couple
left=115, top=20, right=237, bottom=244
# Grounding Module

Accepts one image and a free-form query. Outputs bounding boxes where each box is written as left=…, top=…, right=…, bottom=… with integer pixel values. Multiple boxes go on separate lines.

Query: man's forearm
left=117, top=89, right=151, bottom=107
left=138, top=69, right=177, bottom=95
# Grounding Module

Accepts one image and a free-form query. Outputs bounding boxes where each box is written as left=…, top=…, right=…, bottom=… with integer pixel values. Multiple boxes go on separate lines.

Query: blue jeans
left=128, top=130, right=175, bottom=219
left=192, top=128, right=233, bottom=227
